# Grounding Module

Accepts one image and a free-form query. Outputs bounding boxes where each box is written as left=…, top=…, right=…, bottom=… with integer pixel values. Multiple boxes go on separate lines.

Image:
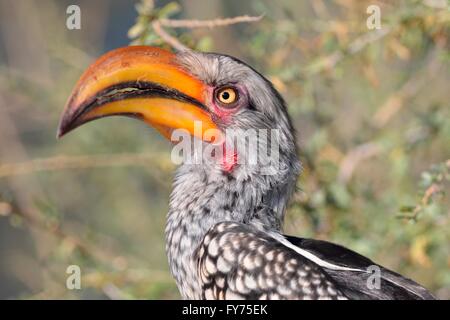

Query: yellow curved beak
left=57, top=46, right=219, bottom=142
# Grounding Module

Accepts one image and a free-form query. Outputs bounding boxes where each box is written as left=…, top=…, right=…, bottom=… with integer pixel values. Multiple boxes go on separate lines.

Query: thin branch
left=397, top=159, right=449, bottom=220
left=305, top=27, right=391, bottom=75
left=152, top=15, right=263, bottom=51
left=1, top=198, right=174, bottom=298
left=347, top=27, right=391, bottom=55
left=397, top=183, right=442, bottom=221
left=0, top=153, right=172, bottom=179
left=102, top=283, right=127, bottom=300
left=159, top=15, right=263, bottom=29
left=372, top=47, right=443, bottom=128
left=338, top=142, right=382, bottom=184
left=3, top=199, right=96, bottom=260
left=152, top=20, right=189, bottom=51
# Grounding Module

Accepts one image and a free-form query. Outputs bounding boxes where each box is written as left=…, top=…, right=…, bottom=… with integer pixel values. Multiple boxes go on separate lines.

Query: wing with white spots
left=285, top=236, right=436, bottom=300
left=194, top=222, right=347, bottom=300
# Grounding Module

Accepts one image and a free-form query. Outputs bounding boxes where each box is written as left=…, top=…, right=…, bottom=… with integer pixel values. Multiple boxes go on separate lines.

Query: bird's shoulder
left=194, top=221, right=347, bottom=300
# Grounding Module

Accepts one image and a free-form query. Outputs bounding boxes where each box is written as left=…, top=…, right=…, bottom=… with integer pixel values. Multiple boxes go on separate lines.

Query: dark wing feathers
left=286, top=236, right=436, bottom=300
left=285, top=236, right=375, bottom=268
left=195, top=222, right=347, bottom=300
left=195, top=222, right=436, bottom=300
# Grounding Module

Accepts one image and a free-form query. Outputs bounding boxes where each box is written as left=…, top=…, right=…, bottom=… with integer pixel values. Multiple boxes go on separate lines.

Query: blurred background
left=0, top=0, right=449, bottom=299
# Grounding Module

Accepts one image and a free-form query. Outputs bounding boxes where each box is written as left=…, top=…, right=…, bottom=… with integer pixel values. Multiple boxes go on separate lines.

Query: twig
left=1, top=196, right=153, bottom=271
left=102, top=283, right=127, bottom=300
left=338, top=142, right=382, bottom=184
left=3, top=199, right=174, bottom=299
left=372, top=47, right=443, bottom=128
left=159, top=15, right=263, bottom=29
left=152, top=15, right=263, bottom=51
left=0, top=93, right=54, bottom=260
left=3, top=199, right=96, bottom=259
left=152, top=20, right=189, bottom=51
left=0, top=153, right=172, bottom=178
left=305, top=27, right=391, bottom=75
left=397, top=183, right=442, bottom=221
left=347, top=27, right=391, bottom=55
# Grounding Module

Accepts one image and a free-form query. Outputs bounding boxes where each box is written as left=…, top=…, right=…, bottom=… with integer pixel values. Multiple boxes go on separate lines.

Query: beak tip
left=56, top=115, right=74, bottom=139
left=56, top=128, right=64, bottom=139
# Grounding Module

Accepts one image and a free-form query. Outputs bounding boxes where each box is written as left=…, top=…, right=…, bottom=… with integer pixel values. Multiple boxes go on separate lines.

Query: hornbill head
left=58, top=46, right=300, bottom=224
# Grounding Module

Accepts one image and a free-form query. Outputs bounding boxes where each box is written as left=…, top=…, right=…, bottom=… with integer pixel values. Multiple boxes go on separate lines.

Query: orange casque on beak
left=57, top=46, right=220, bottom=142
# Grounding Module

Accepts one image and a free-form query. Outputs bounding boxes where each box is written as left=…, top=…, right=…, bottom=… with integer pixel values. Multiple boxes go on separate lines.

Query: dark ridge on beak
left=57, top=81, right=207, bottom=139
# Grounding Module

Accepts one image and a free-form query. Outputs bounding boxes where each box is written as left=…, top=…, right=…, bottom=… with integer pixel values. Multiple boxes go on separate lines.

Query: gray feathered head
left=58, top=46, right=301, bottom=224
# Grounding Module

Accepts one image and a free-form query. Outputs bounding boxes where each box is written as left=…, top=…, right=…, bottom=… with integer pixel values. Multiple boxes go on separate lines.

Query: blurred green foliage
left=0, top=0, right=449, bottom=299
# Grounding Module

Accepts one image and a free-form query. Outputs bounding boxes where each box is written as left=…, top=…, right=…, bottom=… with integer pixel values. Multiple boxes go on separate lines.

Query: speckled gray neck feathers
left=165, top=148, right=299, bottom=297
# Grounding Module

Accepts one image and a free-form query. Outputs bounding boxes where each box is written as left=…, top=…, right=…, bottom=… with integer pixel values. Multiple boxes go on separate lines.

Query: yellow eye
left=216, top=87, right=238, bottom=105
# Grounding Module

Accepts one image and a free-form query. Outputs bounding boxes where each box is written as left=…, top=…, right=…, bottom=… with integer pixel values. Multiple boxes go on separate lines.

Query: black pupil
left=221, top=91, right=230, bottom=100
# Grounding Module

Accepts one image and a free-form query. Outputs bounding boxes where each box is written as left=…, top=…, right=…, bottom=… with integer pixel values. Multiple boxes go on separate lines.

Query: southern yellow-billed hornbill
left=58, top=46, right=435, bottom=300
